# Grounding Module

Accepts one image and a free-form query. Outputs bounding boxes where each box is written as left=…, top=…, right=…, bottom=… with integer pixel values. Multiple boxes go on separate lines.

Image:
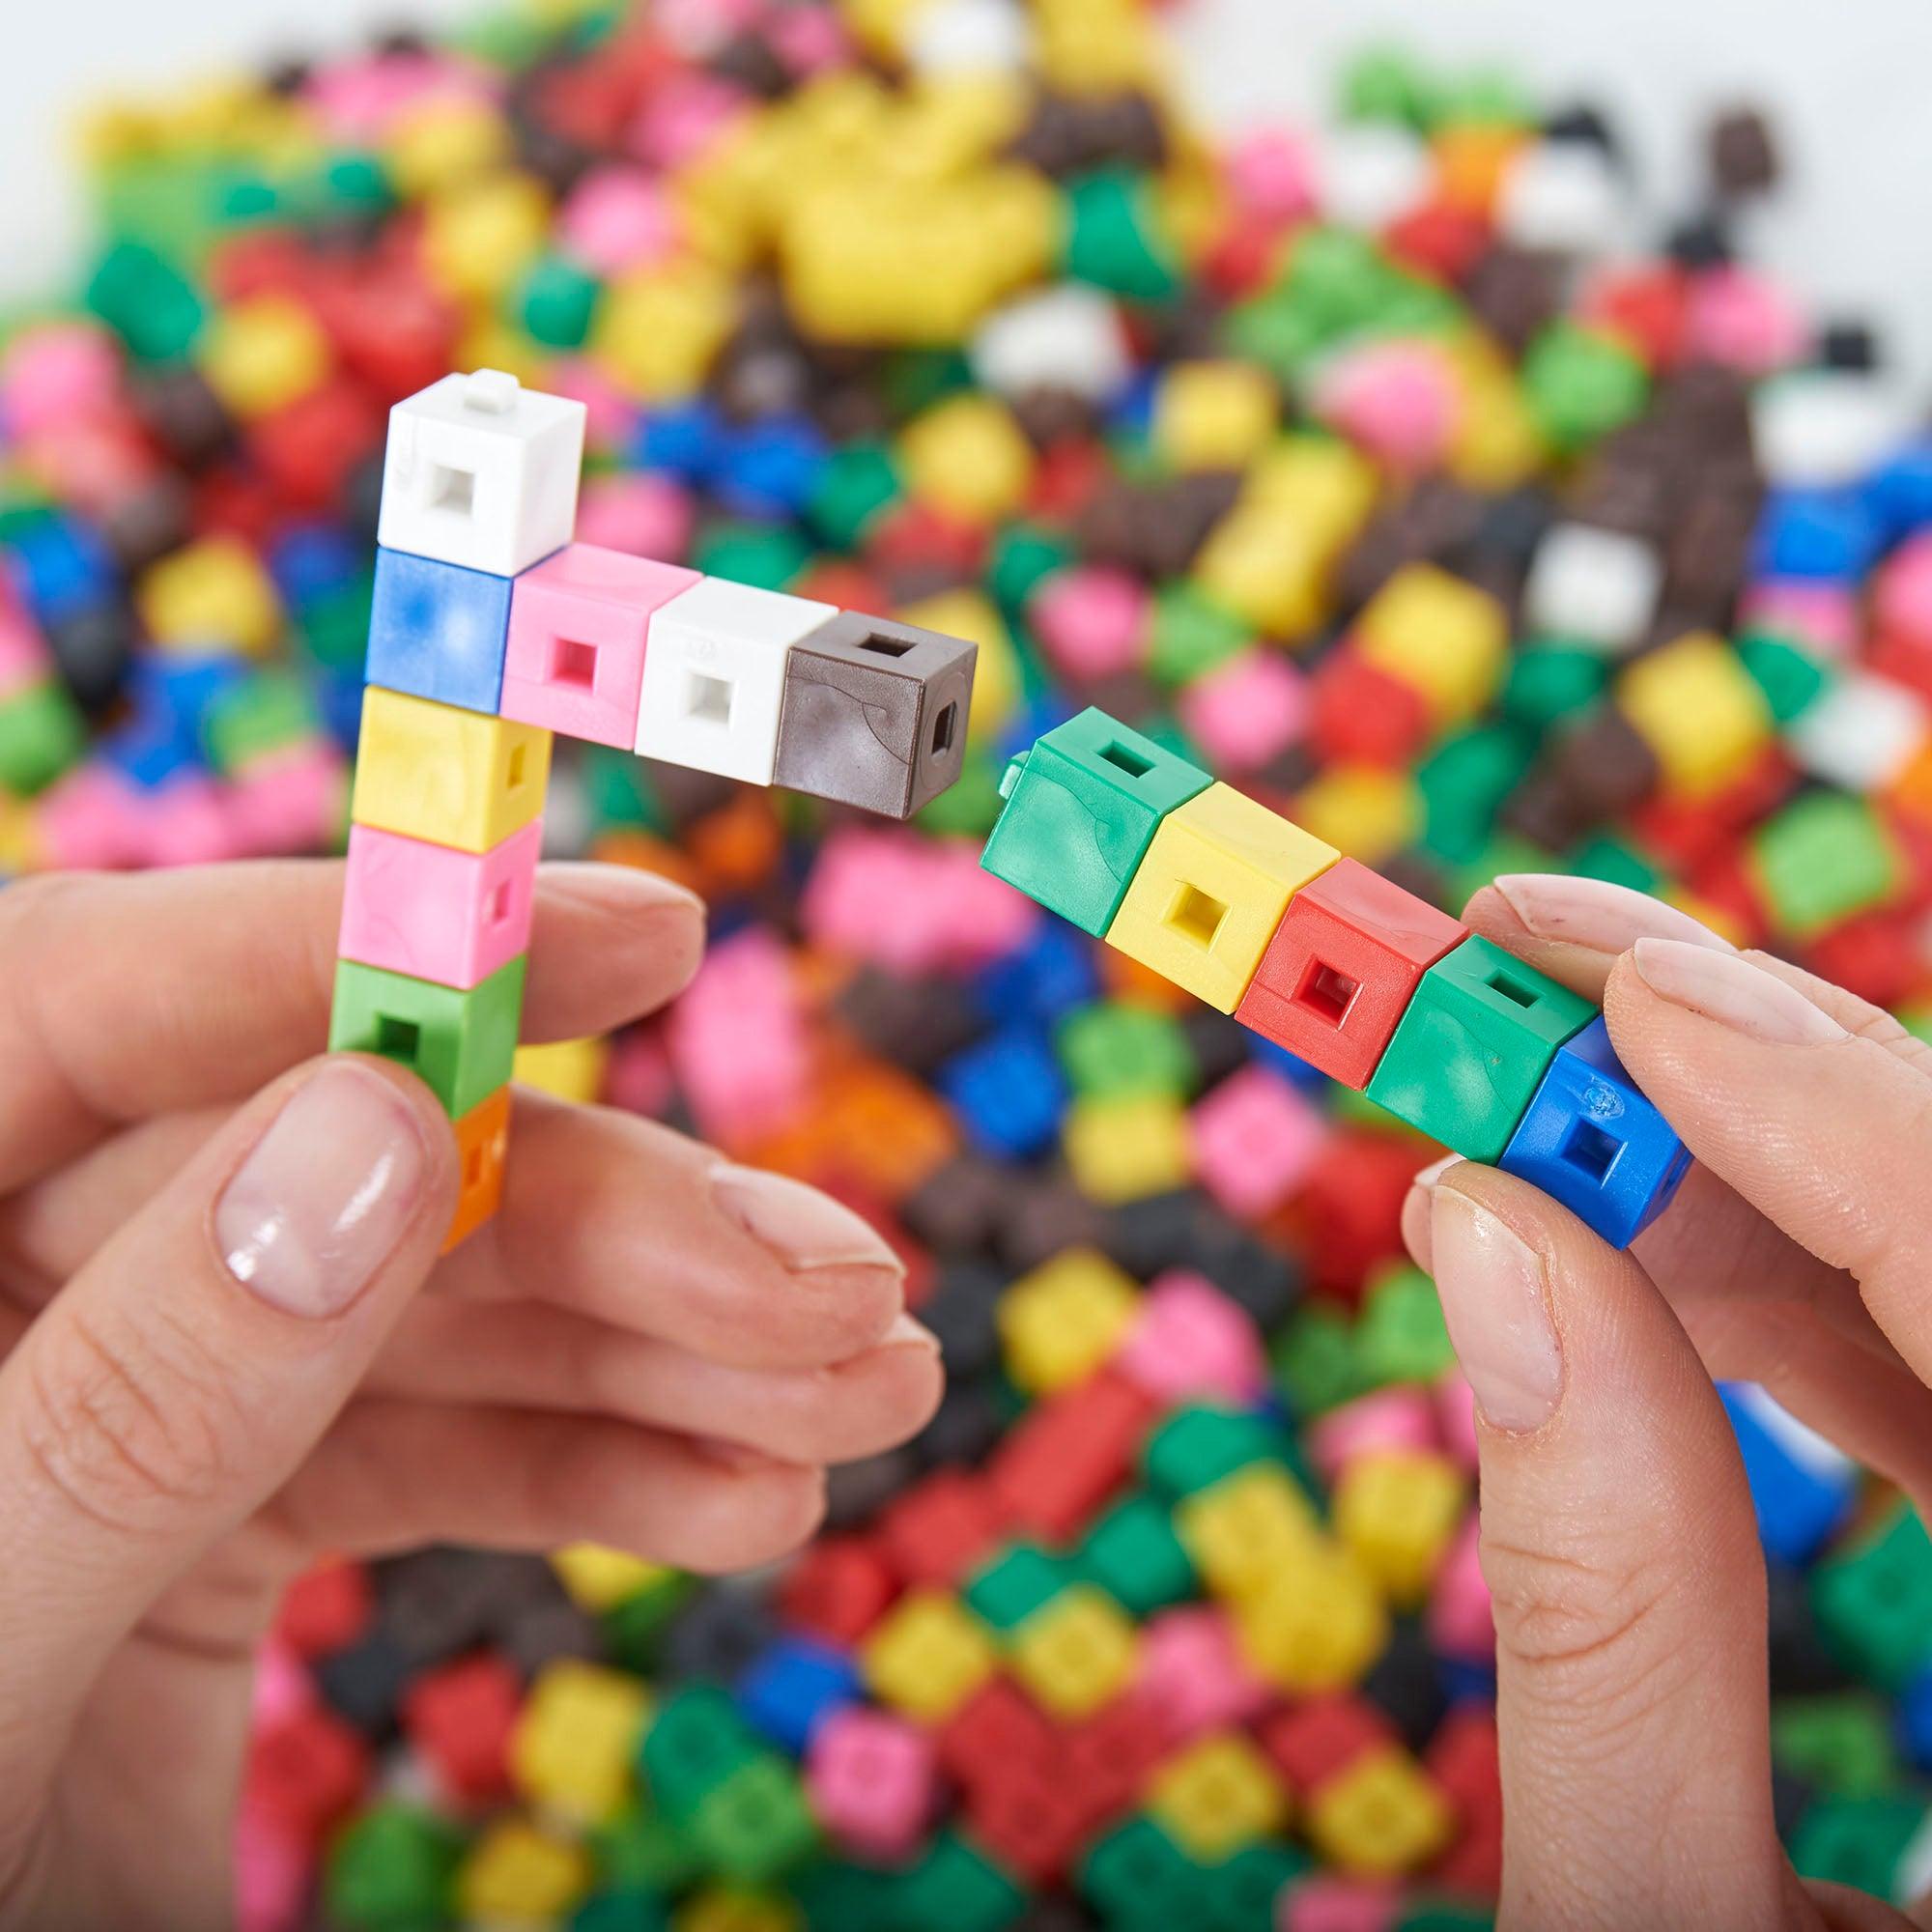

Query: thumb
left=1420, top=1161, right=1810, bottom=1932
left=0, top=1056, right=455, bottom=1764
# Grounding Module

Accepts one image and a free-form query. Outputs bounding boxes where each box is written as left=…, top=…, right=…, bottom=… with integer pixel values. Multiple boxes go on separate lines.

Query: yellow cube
left=510, top=1661, right=650, bottom=1824
left=549, top=1542, right=670, bottom=1612
left=1153, top=361, right=1280, bottom=472
left=1291, top=764, right=1423, bottom=867
left=898, top=394, right=1035, bottom=525
left=138, top=536, right=283, bottom=656
left=457, top=1819, right=591, bottom=1926
left=1008, top=1585, right=1140, bottom=1719
left=862, top=1591, right=998, bottom=1722
left=896, top=586, right=1017, bottom=743
left=1146, top=1732, right=1290, bottom=1861
left=1177, top=1463, right=1321, bottom=1603
left=424, top=172, right=553, bottom=304
left=997, top=1248, right=1141, bottom=1394
left=351, top=688, right=552, bottom=854
left=1439, top=333, right=1546, bottom=490
left=1354, top=564, right=1508, bottom=726
left=1305, top=1747, right=1453, bottom=1876
left=1332, top=1450, right=1468, bottom=1608
left=1234, top=1541, right=1389, bottom=1693
left=675, top=1887, right=805, bottom=1932
left=1191, top=501, right=1331, bottom=639
left=1618, top=633, right=1774, bottom=800
left=1062, top=1094, right=1192, bottom=1205
left=515, top=1037, right=611, bottom=1106
left=199, top=293, right=332, bottom=418
left=1106, top=783, right=1338, bottom=1012
left=385, top=92, right=512, bottom=197
left=1245, top=435, right=1380, bottom=542
left=593, top=261, right=740, bottom=404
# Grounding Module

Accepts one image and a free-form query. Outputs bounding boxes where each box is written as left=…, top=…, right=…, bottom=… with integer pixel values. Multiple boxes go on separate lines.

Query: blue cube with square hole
left=1498, top=1015, right=1692, bottom=1247
left=940, top=1023, right=1066, bottom=1158
left=365, top=547, right=516, bottom=714
left=736, top=1637, right=863, bottom=1754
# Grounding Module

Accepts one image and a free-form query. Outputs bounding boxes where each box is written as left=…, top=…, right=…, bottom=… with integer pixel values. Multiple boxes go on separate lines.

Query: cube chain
left=981, top=705, right=1690, bottom=1248
left=328, top=370, right=979, bottom=1248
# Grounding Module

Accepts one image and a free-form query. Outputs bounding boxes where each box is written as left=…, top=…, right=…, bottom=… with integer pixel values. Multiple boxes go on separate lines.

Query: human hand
left=0, top=862, right=942, bottom=1930
left=1406, top=872, right=1932, bottom=1932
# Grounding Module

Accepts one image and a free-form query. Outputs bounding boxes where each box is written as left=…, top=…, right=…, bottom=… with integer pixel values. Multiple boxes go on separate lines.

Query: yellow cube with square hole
left=199, top=293, right=332, bottom=419
left=1305, top=1746, right=1453, bottom=1876
left=458, top=1818, right=593, bottom=1923
left=1333, top=1450, right=1468, bottom=1609
left=1355, top=564, right=1508, bottom=726
left=1292, top=764, right=1423, bottom=867
left=862, top=1591, right=998, bottom=1722
left=997, top=1248, right=1141, bottom=1394
left=138, top=536, right=283, bottom=656
left=515, top=1037, right=611, bottom=1106
left=510, top=1661, right=650, bottom=1824
left=1234, top=1541, right=1388, bottom=1693
left=352, top=688, right=551, bottom=854
left=1009, top=1584, right=1140, bottom=1719
left=1154, top=362, right=1280, bottom=472
left=676, top=1887, right=805, bottom=1932
left=1618, top=633, right=1774, bottom=800
left=549, top=1542, right=669, bottom=1612
left=1106, top=783, right=1338, bottom=1013
left=899, top=394, right=1035, bottom=526
left=1062, top=1094, right=1192, bottom=1205
left=1177, top=1463, right=1321, bottom=1603
left=1146, top=1732, right=1290, bottom=1861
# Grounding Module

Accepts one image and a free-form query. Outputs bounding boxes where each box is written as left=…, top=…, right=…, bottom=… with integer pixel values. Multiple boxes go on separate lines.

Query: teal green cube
left=1812, top=1503, right=1932, bottom=1690
left=1143, top=1405, right=1291, bottom=1497
left=1082, top=1492, right=1195, bottom=1615
left=328, top=956, right=526, bottom=1120
left=965, top=1541, right=1074, bottom=1631
left=893, top=1833, right=1027, bottom=1932
left=1365, top=934, right=1594, bottom=1161
left=1079, top=1817, right=1199, bottom=1929
left=1737, top=632, right=1833, bottom=725
left=1197, top=1842, right=1310, bottom=1932
left=980, top=707, right=1210, bottom=935
left=1788, top=1793, right=1928, bottom=1900
left=589, top=1801, right=698, bottom=1897
left=638, top=1686, right=760, bottom=1823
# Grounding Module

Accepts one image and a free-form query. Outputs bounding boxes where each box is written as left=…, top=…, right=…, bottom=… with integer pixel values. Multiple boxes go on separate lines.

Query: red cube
left=1258, top=1694, right=1397, bottom=1799
left=1236, top=859, right=1467, bottom=1088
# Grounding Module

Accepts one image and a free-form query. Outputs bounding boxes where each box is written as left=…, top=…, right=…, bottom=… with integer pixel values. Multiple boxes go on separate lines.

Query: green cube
left=589, top=1801, right=698, bottom=1898
left=1812, top=1503, right=1932, bottom=1690
left=809, top=440, right=901, bottom=550
left=0, top=680, right=86, bottom=796
left=1058, top=1001, right=1195, bottom=1100
left=980, top=707, right=1210, bottom=936
left=1083, top=1492, right=1195, bottom=1616
left=1521, top=321, right=1650, bottom=452
left=1150, top=583, right=1249, bottom=688
left=1365, top=934, right=1594, bottom=1161
left=1356, top=1263, right=1456, bottom=1386
left=1788, top=1793, right=1927, bottom=1900
left=638, top=1687, right=760, bottom=1824
left=324, top=1804, right=464, bottom=1932
left=1272, top=1303, right=1365, bottom=1417
left=1143, top=1405, right=1290, bottom=1498
left=204, top=669, right=318, bottom=774
left=686, top=1755, right=818, bottom=1886
left=1751, top=792, right=1903, bottom=939
left=1772, top=1694, right=1901, bottom=1797
left=892, top=1833, right=1027, bottom=1932
left=1197, top=1842, right=1310, bottom=1932
left=987, top=524, right=1073, bottom=613
left=519, top=255, right=602, bottom=349
left=1063, top=168, right=1179, bottom=302
left=1737, top=632, right=1833, bottom=725
left=328, top=956, right=526, bottom=1120
left=1501, top=644, right=1609, bottom=730
left=965, top=1541, right=1074, bottom=1631
left=1079, top=1817, right=1199, bottom=1929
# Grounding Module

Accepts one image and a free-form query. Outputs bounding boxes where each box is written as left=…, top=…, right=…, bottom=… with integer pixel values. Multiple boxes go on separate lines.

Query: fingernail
left=1430, top=1191, right=1562, bottom=1434
left=878, top=1311, right=943, bottom=1355
left=710, top=1164, right=907, bottom=1275
left=1412, top=1153, right=1463, bottom=1191
left=543, top=859, right=706, bottom=923
left=216, top=1063, right=432, bottom=1319
left=1492, top=873, right=1733, bottom=956
left=1632, top=937, right=1848, bottom=1045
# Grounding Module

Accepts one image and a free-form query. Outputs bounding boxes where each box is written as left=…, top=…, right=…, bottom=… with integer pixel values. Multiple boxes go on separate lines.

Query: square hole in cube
left=930, top=701, right=958, bottom=756
left=506, top=745, right=527, bottom=790
left=1099, top=740, right=1152, bottom=779
left=854, top=631, right=914, bottom=658
left=429, top=462, right=476, bottom=517
left=465, top=1145, right=486, bottom=1187
left=687, top=671, right=734, bottom=726
left=376, top=1013, right=421, bottom=1061
left=488, top=881, right=513, bottom=926
left=1561, top=1118, right=1622, bottom=1184
left=551, top=637, right=598, bottom=689
left=1166, top=882, right=1229, bottom=950
left=1485, top=969, right=1537, bottom=1009
left=1296, top=958, right=1361, bottom=1027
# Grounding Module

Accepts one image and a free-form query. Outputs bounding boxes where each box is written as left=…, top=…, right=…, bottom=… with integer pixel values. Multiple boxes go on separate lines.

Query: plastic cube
left=351, top=688, right=551, bottom=854
left=981, top=707, right=1212, bottom=936
left=1236, top=859, right=1468, bottom=1088
left=446, top=1087, right=511, bottom=1252
left=377, top=369, right=586, bottom=578
left=773, top=611, right=978, bottom=817
left=339, top=820, right=541, bottom=990
left=806, top=1709, right=936, bottom=1861
left=328, top=956, right=526, bottom=1120
left=1498, top=1015, right=1691, bottom=1247
left=500, top=545, right=698, bottom=747
left=365, top=548, right=515, bottom=714
left=1364, top=935, right=1594, bottom=1162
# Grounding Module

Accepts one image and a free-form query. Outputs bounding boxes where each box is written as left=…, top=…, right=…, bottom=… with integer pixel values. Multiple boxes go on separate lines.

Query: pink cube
left=1226, top=128, right=1317, bottom=226
left=500, top=544, right=699, bottom=748
left=1313, top=340, right=1459, bottom=471
left=1190, top=1065, right=1327, bottom=1219
left=1277, top=1878, right=1399, bottom=1932
left=338, top=819, right=542, bottom=990
left=1030, top=566, right=1151, bottom=679
left=1179, top=650, right=1308, bottom=772
left=226, top=742, right=350, bottom=857
left=1117, top=1270, right=1268, bottom=1405
left=628, top=71, right=749, bottom=169
left=35, top=764, right=148, bottom=869
left=1686, top=267, right=1805, bottom=375
left=1136, top=1607, right=1269, bottom=1741
left=234, top=1811, right=312, bottom=1932
left=1435, top=1368, right=1480, bottom=1472
left=575, top=473, right=696, bottom=564
left=542, top=359, right=639, bottom=448
left=138, top=773, right=243, bottom=869
left=1739, top=578, right=1860, bottom=660
left=1, top=322, right=121, bottom=437
left=1426, top=1515, right=1493, bottom=1664
left=768, top=2, right=851, bottom=72
left=667, top=926, right=810, bottom=1145
left=1308, top=1386, right=1439, bottom=1486
left=0, top=584, right=50, bottom=700
left=806, top=1708, right=936, bottom=1861
left=560, top=166, right=681, bottom=275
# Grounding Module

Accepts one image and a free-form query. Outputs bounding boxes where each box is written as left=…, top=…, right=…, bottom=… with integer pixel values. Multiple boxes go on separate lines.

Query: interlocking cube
left=1236, top=859, right=1468, bottom=1088
left=1364, top=935, right=1595, bottom=1161
left=365, top=549, right=516, bottom=714
left=1106, top=783, right=1338, bottom=1012
left=338, top=820, right=541, bottom=989
left=328, top=955, right=526, bottom=1119
left=636, top=578, right=837, bottom=782
left=980, top=707, right=1211, bottom=936
left=351, top=688, right=551, bottom=853
left=499, top=545, right=699, bottom=748
left=773, top=611, right=978, bottom=818
left=377, top=369, right=586, bottom=578
left=447, top=1088, right=512, bottom=1253
left=1498, top=1015, right=1692, bottom=1246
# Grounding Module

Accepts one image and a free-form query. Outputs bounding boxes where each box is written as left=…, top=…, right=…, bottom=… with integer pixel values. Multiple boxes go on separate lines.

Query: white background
left=5, top=0, right=1932, bottom=378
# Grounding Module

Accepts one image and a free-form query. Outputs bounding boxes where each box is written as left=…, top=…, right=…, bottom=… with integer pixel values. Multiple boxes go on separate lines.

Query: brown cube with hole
left=1236, top=858, right=1469, bottom=1088
left=771, top=611, right=978, bottom=818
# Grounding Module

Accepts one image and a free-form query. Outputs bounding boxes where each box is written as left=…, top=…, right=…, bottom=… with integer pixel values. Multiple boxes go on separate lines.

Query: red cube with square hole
left=988, top=1371, right=1154, bottom=1542
left=1236, top=858, right=1467, bottom=1088
left=877, top=1469, right=1009, bottom=1589
left=937, top=1677, right=1058, bottom=1790
left=1309, top=649, right=1434, bottom=768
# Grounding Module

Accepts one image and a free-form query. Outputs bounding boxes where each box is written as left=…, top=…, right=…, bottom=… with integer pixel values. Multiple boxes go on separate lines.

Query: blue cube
left=736, top=1637, right=862, bottom=1753
left=365, top=547, right=516, bottom=714
left=1719, top=1382, right=1856, bottom=1565
left=1497, top=1015, right=1691, bottom=1248
left=940, top=1024, right=1066, bottom=1158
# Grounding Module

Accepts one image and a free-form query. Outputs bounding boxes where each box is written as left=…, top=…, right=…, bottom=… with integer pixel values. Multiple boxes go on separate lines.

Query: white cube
left=1314, top=124, right=1430, bottom=231
left=636, top=578, right=837, bottom=783
left=378, top=370, right=587, bottom=578
left=1522, top=523, right=1662, bottom=653
left=909, top=0, right=1032, bottom=71
left=1787, top=670, right=1928, bottom=791
left=1752, top=370, right=1906, bottom=488
left=970, top=285, right=1132, bottom=402
left=1497, top=142, right=1627, bottom=255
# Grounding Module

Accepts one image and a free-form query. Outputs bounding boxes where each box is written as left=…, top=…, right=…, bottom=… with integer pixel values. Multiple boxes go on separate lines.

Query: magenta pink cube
left=1190, top=1065, right=1327, bottom=1218
left=1, top=322, right=122, bottom=438
left=1277, top=1878, right=1400, bottom=1932
left=226, top=742, right=350, bottom=857
left=1686, top=267, right=1805, bottom=374
left=1179, top=650, right=1307, bottom=772
left=1118, top=1270, right=1267, bottom=1405
left=1308, top=1386, right=1440, bottom=1485
left=1313, top=341, right=1458, bottom=471
left=806, top=1708, right=936, bottom=1861
left=1435, top=1367, right=1480, bottom=1471
left=234, top=1810, right=312, bottom=1932
left=560, top=166, right=681, bottom=275
left=1879, top=534, right=1932, bottom=645
left=500, top=544, right=699, bottom=748
left=1226, top=128, right=1317, bottom=226
left=1030, top=566, right=1151, bottom=679
left=1427, top=1516, right=1493, bottom=1664
left=1136, top=1606, right=1268, bottom=1741
left=338, top=819, right=542, bottom=990
left=575, top=472, right=696, bottom=563
left=36, top=764, right=148, bottom=869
